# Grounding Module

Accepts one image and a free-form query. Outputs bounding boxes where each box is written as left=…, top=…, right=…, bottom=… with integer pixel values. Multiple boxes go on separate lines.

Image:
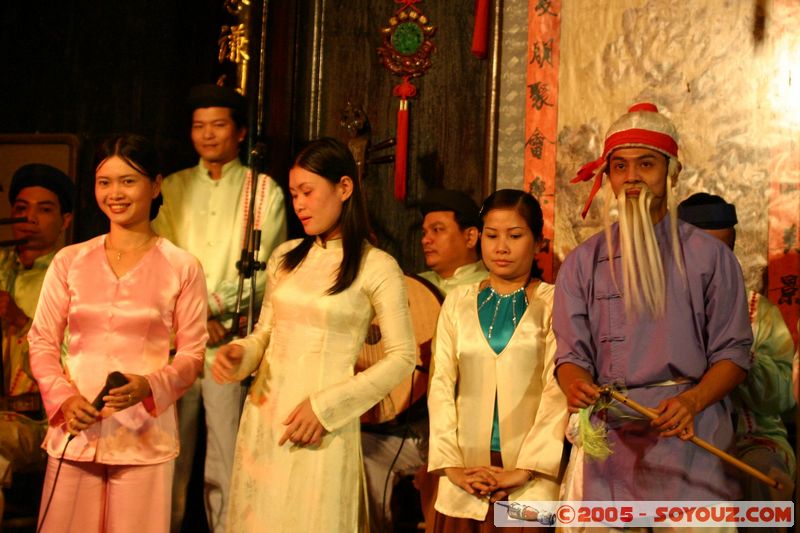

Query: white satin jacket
left=428, top=281, right=568, bottom=520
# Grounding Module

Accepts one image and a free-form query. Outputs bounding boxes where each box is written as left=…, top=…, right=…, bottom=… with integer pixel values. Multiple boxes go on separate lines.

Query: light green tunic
left=418, top=260, right=487, bottom=297
left=732, top=290, right=796, bottom=477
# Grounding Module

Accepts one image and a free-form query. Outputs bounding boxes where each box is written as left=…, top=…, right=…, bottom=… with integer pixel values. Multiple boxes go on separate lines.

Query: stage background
left=496, top=0, right=800, bottom=344
left=0, top=1, right=796, bottom=338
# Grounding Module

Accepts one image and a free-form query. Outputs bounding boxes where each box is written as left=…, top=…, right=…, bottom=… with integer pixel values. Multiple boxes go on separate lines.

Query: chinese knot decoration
left=378, top=0, right=436, bottom=201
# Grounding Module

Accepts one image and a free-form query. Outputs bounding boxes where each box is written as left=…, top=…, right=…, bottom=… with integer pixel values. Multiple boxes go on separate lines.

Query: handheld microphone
left=42, top=372, right=130, bottom=533
left=67, top=371, right=129, bottom=442
left=91, top=371, right=129, bottom=410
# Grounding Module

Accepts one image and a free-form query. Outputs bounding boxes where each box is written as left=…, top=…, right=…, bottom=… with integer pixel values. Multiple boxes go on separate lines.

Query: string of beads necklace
left=477, top=282, right=529, bottom=339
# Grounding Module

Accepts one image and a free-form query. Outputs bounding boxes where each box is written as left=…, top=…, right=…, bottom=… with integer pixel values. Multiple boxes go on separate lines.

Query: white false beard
left=613, top=187, right=666, bottom=319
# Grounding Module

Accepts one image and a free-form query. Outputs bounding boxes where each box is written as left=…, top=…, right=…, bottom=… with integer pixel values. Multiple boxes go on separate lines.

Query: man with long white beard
left=553, top=103, right=753, bottom=510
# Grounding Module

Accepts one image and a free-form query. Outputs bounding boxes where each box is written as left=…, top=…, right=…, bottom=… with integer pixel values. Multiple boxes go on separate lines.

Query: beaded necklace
left=477, top=284, right=529, bottom=340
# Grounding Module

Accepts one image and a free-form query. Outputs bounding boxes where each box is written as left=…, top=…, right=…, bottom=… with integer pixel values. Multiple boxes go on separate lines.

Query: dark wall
left=0, top=1, right=227, bottom=241
left=292, top=0, right=491, bottom=272
left=0, top=1, right=491, bottom=273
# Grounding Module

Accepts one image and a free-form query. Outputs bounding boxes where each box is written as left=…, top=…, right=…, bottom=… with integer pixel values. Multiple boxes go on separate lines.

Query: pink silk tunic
left=28, top=235, right=208, bottom=464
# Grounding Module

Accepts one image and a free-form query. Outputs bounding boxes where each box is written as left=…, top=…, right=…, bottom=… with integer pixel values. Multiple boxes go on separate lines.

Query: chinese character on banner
left=534, top=0, right=557, bottom=17
left=527, top=82, right=554, bottom=110
left=526, top=128, right=552, bottom=160
left=224, top=0, right=249, bottom=16
left=217, top=22, right=250, bottom=95
left=767, top=143, right=800, bottom=345
left=529, top=39, right=554, bottom=67
left=218, top=24, right=249, bottom=65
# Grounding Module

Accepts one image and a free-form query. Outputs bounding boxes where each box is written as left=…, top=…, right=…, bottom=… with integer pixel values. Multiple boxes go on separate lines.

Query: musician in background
left=418, top=188, right=487, bottom=294
left=362, top=188, right=486, bottom=531
left=678, top=193, right=795, bottom=505
left=153, top=83, right=286, bottom=533
left=0, top=164, right=73, bottom=517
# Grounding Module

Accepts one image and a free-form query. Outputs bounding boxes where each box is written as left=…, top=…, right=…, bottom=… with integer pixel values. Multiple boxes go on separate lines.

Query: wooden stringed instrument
left=356, top=273, right=443, bottom=424
left=342, top=103, right=433, bottom=423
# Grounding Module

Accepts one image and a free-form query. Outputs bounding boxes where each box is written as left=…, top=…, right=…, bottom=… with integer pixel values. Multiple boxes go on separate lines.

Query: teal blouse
left=477, top=284, right=528, bottom=452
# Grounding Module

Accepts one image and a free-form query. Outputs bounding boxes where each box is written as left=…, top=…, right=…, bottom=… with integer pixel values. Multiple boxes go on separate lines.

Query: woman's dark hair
left=479, top=188, right=544, bottom=280
left=97, top=134, right=163, bottom=220
left=281, top=137, right=371, bottom=294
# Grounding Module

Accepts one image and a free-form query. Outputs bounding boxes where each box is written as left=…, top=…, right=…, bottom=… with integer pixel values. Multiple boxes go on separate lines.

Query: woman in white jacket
left=427, top=189, right=568, bottom=531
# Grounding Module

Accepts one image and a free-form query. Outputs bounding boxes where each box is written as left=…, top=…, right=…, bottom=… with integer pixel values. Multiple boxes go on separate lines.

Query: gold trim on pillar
left=483, top=0, right=502, bottom=199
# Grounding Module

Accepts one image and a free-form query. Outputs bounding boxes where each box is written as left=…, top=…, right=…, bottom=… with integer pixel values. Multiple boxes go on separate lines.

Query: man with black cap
left=0, top=163, right=74, bottom=515
left=361, top=188, right=486, bottom=531
left=153, top=83, right=286, bottom=532
left=678, top=193, right=795, bottom=504
left=418, top=188, right=487, bottom=296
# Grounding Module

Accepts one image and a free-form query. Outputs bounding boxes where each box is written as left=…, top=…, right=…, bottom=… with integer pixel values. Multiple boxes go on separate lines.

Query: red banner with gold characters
left=523, top=0, right=560, bottom=283
left=767, top=144, right=800, bottom=346
left=765, top=0, right=800, bottom=346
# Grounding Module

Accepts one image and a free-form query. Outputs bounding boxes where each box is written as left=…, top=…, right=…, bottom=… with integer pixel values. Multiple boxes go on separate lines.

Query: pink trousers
left=37, top=456, right=174, bottom=533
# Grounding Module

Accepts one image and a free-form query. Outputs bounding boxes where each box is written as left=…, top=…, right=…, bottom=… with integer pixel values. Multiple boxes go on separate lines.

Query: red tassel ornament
left=394, top=101, right=409, bottom=200
left=392, top=77, right=417, bottom=201
left=378, top=1, right=435, bottom=203
left=471, top=0, right=490, bottom=59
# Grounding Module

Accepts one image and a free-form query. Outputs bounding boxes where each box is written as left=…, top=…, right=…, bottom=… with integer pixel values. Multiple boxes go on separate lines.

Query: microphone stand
left=230, top=143, right=267, bottom=346
left=229, top=0, right=269, bottom=411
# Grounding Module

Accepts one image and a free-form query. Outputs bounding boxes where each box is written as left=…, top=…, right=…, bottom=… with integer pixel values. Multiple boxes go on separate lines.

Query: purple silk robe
left=554, top=215, right=752, bottom=500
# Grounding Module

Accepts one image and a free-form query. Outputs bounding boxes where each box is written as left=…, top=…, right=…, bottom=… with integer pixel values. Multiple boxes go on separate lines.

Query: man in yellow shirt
left=418, top=188, right=487, bottom=294
left=0, top=163, right=74, bottom=517
left=153, top=84, right=286, bottom=532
